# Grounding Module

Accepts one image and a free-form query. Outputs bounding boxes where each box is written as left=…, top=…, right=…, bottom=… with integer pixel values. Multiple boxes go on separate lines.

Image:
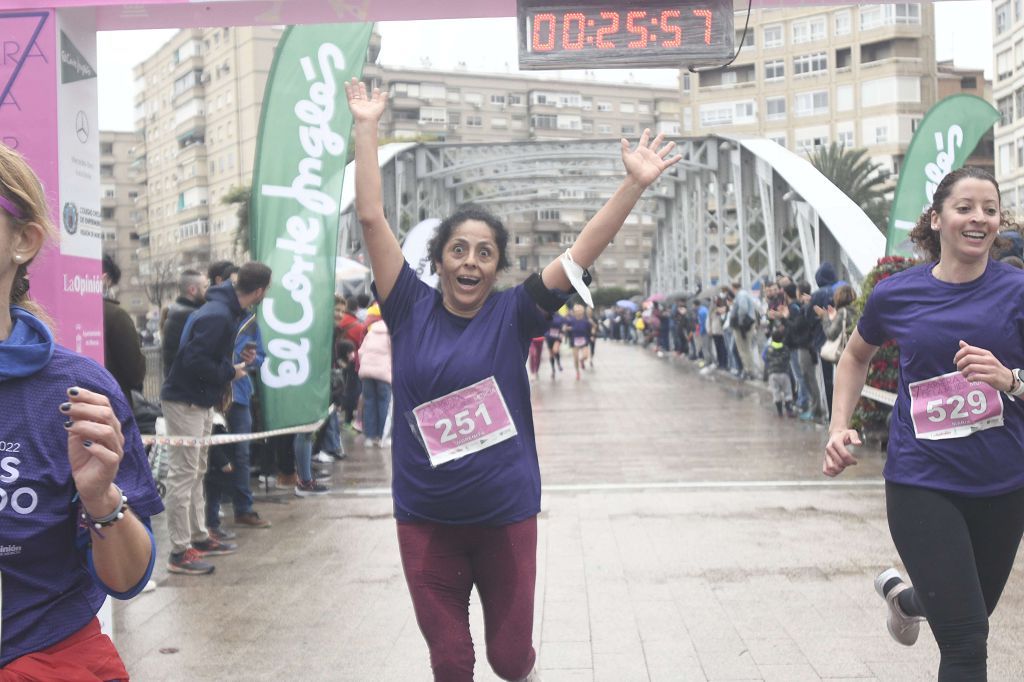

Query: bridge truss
left=338, top=136, right=885, bottom=296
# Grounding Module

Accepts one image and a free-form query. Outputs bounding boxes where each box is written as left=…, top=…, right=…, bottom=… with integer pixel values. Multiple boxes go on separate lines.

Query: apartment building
left=131, top=25, right=283, bottom=293
left=373, top=67, right=681, bottom=289
left=993, top=0, right=1024, bottom=219
left=99, top=130, right=147, bottom=325
left=684, top=3, right=938, bottom=176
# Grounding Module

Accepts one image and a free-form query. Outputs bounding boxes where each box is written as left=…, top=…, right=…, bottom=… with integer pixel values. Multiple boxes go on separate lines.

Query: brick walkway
left=117, top=342, right=1024, bottom=681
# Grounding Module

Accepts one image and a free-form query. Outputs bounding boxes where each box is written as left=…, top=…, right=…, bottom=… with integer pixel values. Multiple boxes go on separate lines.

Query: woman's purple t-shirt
left=376, top=263, right=548, bottom=525
left=858, top=260, right=1024, bottom=495
left=566, top=317, right=592, bottom=344
left=0, top=347, right=163, bottom=664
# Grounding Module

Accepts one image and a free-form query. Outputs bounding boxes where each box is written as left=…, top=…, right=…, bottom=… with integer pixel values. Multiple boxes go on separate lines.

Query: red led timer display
left=518, top=0, right=735, bottom=69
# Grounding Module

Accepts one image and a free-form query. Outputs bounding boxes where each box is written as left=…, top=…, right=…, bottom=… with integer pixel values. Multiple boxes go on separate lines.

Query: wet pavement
left=117, top=342, right=1024, bottom=681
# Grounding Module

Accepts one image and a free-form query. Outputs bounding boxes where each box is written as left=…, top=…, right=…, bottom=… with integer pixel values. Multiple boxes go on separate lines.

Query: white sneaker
left=874, top=568, right=924, bottom=646
left=313, top=451, right=334, bottom=463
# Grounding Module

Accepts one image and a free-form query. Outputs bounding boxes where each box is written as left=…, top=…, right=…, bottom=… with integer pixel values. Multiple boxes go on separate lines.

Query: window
left=721, top=71, right=737, bottom=86
left=874, top=126, right=888, bottom=144
left=797, top=136, right=827, bottom=152
left=621, top=124, right=636, bottom=135
left=836, top=84, right=854, bottom=111
left=998, top=50, right=1014, bottom=80
left=862, top=3, right=921, bottom=30
left=795, top=90, right=829, bottom=117
left=838, top=130, right=854, bottom=147
left=509, top=94, right=524, bottom=106
left=998, top=96, right=1014, bottom=126
left=737, top=29, right=754, bottom=48
left=560, top=232, right=575, bottom=246
left=420, top=83, right=445, bottom=100
left=834, top=10, right=851, bottom=36
left=538, top=209, right=561, bottom=221
left=1017, top=138, right=1024, bottom=168
left=101, top=207, right=115, bottom=220
left=1016, top=88, right=1024, bottom=121
left=464, top=93, right=483, bottom=106
left=793, top=52, right=828, bottom=76
left=419, top=107, right=446, bottom=124
left=100, top=142, right=114, bottom=155
left=999, top=142, right=1012, bottom=172
left=769, top=134, right=787, bottom=147
left=765, top=60, right=785, bottom=81
left=861, top=76, right=921, bottom=107
left=597, top=124, right=612, bottom=134
left=766, top=96, right=786, bottom=120
left=557, top=115, right=581, bottom=130
left=466, top=115, right=483, bottom=127
left=996, top=2, right=1010, bottom=34
left=792, top=16, right=826, bottom=44
left=100, top=164, right=114, bottom=177
left=597, top=102, right=612, bottom=112
left=103, top=186, right=116, bottom=199
left=531, top=114, right=557, bottom=129
left=491, top=117, right=507, bottom=128
left=620, top=102, right=635, bottom=113
left=490, top=94, right=506, bottom=106
left=518, top=256, right=528, bottom=271
left=763, top=24, right=783, bottom=48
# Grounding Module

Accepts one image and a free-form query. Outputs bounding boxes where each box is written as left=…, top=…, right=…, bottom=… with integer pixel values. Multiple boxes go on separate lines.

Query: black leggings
left=886, top=481, right=1024, bottom=681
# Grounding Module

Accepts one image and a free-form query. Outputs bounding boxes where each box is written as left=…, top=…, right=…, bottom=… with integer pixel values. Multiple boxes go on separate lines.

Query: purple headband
left=0, top=195, right=23, bottom=220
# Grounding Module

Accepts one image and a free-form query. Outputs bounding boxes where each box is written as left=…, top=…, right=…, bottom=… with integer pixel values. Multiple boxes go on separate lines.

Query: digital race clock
left=517, top=0, right=735, bottom=70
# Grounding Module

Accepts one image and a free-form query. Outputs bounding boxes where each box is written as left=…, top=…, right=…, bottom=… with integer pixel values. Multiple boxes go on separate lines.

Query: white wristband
left=560, top=249, right=594, bottom=308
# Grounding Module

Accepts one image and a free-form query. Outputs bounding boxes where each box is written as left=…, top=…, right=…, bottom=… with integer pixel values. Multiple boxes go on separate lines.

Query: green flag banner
left=886, top=94, right=1000, bottom=257
left=251, top=23, right=372, bottom=429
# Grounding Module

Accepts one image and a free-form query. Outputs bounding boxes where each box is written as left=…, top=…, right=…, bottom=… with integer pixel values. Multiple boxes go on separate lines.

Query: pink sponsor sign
left=909, top=371, right=1004, bottom=441
left=0, top=10, right=103, bottom=363
left=411, top=376, right=518, bottom=467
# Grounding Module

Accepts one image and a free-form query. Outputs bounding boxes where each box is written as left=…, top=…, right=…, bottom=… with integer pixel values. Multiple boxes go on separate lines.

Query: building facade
left=993, top=0, right=1024, bottom=220
left=131, top=25, right=282, bottom=312
left=684, top=3, right=938, bottom=176
left=99, top=130, right=147, bottom=325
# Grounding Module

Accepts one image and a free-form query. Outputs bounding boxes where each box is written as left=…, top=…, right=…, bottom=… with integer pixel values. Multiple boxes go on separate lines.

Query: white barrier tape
left=860, top=385, right=897, bottom=407
left=141, top=417, right=326, bottom=447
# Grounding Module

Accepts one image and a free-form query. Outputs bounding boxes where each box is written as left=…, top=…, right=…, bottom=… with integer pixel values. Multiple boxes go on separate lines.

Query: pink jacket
left=357, top=320, right=392, bottom=383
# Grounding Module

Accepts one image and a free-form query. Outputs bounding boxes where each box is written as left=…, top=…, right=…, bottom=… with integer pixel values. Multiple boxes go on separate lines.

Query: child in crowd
left=763, top=326, right=795, bottom=418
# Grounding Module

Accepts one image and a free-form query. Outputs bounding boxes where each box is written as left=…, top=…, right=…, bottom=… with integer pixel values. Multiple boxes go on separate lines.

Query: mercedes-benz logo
left=75, top=110, right=89, bottom=143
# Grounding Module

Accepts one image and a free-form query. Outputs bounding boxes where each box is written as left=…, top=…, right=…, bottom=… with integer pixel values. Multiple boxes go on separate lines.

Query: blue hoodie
left=0, top=306, right=162, bottom=664
left=161, top=281, right=244, bottom=407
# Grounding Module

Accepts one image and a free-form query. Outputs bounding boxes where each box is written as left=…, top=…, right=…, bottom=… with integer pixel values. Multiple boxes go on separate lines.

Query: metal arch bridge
left=337, top=137, right=885, bottom=293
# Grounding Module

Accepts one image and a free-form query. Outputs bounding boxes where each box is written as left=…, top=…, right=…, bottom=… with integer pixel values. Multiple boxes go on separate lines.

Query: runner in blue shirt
left=346, top=78, right=680, bottom=682
left=0, top=144, right=161, bottom=677
left=824, top=167, right=1024, bottom=680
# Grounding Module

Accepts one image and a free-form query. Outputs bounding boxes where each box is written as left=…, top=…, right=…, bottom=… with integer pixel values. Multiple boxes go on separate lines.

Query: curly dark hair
left=909, top=166, right=1019, bottom=262
left=427, top=205, right=510, bottom=273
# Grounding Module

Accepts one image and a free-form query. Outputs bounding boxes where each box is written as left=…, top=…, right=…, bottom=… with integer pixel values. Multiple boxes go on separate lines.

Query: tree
left=140, top=254, right=179, bottom=309
left=806, top=143, right=891, bottom=234
left=223, top=185, right=251, bottom=258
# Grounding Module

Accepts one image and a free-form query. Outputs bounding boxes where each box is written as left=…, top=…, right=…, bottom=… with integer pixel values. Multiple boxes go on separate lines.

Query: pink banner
left=1, top=10, right=104, bottom=363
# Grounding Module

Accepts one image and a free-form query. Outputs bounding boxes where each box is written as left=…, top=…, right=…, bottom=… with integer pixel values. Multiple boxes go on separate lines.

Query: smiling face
left=435, top=219, right=500, bottom=318
left=932, top=177, right=1001, bottom=264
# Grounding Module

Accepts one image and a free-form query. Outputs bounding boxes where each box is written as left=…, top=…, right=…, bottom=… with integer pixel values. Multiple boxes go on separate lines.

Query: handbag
left=820, top=309, right=848, bottom=363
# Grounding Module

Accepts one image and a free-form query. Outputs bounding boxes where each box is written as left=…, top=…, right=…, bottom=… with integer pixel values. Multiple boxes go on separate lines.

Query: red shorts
left=0, top=618, right=128, bottom=681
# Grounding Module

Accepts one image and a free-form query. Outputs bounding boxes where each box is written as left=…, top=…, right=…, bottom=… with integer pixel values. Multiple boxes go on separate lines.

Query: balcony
left=175, top=115, right=206, bottom=141
left=172, top=81, right=205, bottom=106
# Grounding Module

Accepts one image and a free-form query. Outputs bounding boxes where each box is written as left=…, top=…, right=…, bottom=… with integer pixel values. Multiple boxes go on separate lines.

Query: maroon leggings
left=396, top=516, right=537, bottom=682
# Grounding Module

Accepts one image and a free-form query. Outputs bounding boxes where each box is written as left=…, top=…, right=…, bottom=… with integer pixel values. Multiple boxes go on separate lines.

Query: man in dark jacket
left=101, top=255, right=146, bottom=407
left=161, top=261, right=271, bottom=575
left=160, top=269, right=207, bottom=379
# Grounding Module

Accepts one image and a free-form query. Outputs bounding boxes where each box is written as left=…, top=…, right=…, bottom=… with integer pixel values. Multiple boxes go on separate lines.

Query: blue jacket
left=232, top=314, right=265, bottom=407
left=160, top=282, right=243, bottom=407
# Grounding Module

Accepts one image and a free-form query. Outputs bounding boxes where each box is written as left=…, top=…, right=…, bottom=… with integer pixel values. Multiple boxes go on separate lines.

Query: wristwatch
left=1011, top=368, right=1024, bottom=397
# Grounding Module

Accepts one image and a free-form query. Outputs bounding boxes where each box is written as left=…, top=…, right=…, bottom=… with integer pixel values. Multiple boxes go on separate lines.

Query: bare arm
left=823, top=329, right=879, bottom=476
left=344, top=79, right=404, bottom=302
left=541, top=130, right=680, bottom=290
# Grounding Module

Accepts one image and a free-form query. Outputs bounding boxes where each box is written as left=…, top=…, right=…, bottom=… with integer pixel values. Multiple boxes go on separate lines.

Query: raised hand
left=61, top=387, right=125, bottom=513
left=344, top=77, right=388, bottom=124
left=620, top=129, right=682, bottom=189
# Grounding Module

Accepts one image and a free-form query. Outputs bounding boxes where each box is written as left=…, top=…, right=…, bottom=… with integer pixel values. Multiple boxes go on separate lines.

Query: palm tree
left=806, top=143, right=891, bottom=234
left=223, top=186, right=251, bottom=258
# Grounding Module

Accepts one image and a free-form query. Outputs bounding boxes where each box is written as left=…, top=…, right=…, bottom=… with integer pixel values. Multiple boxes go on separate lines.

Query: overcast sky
left=97, top=3, right=994, bottom=131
